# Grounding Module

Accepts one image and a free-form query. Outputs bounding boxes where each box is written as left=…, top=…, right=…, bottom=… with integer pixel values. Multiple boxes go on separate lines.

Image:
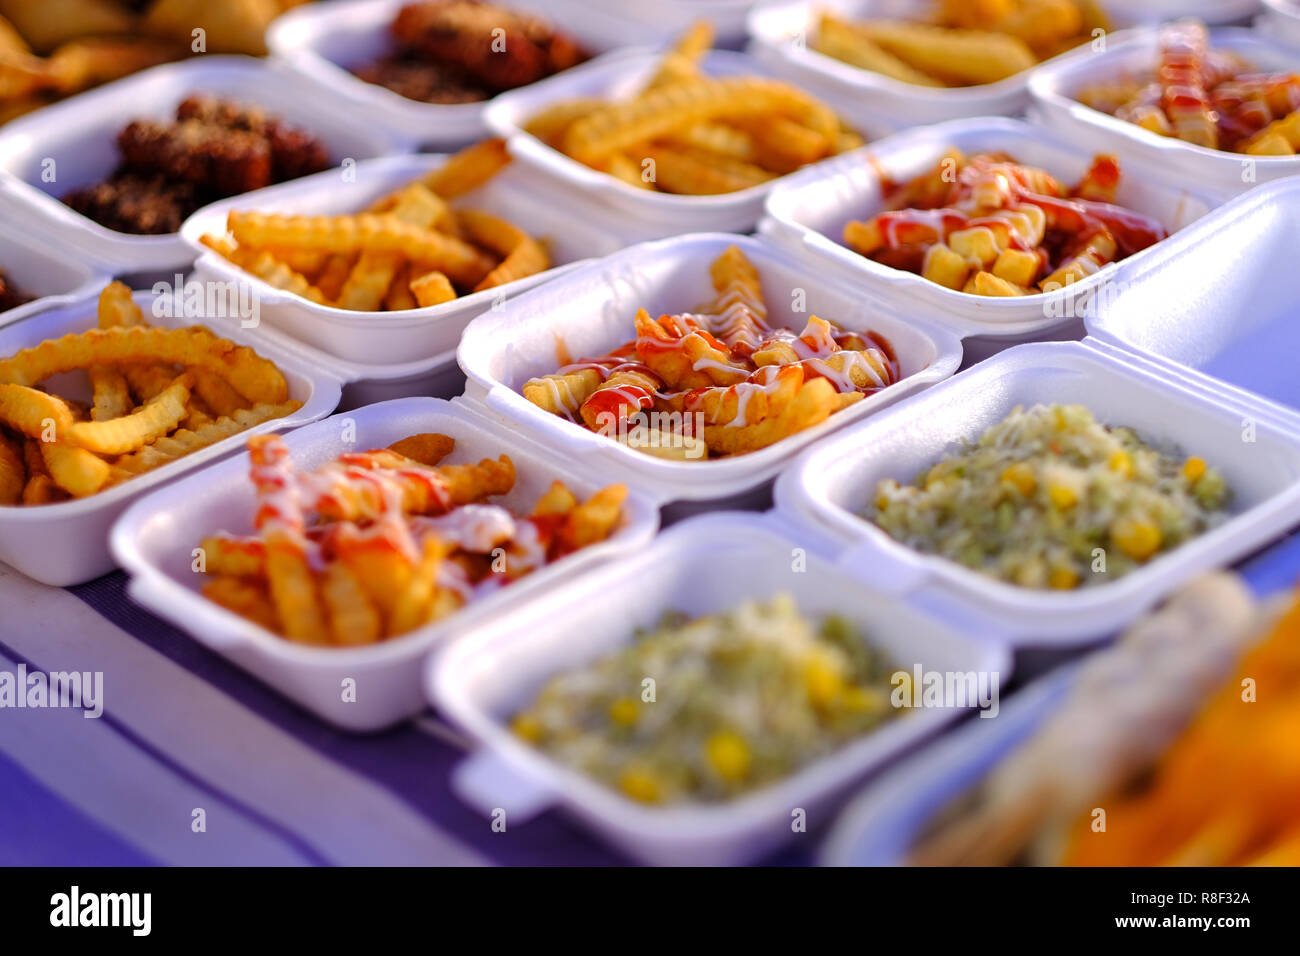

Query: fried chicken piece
left=174, top=94, right=330, bottom=181
left=63, top=170, right=210, bottom=235
left=117, top=118, right=274, bottom=195
left=389, top=0, right=587, bottom=93
left=353, top=54, right=488, bottom=104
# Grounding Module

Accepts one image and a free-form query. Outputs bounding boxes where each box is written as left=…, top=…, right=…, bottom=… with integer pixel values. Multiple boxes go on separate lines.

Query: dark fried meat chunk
left=61, top=95, right=331, bottom=234
left=383, top=0, right=588, bottom=94
left=118, top=119, right=273, bottom=194
left=63, top=170, right=211, bottom=235
left=354, top=54, right=489, bottom=103
left=174, top=95, right=331, bottom=181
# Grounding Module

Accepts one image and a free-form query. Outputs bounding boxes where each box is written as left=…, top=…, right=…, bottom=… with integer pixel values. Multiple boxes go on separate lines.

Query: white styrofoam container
left=180, top=153, right=631, bottom=366
left=484, top=48, right=901, bottom=238
left=821, top=665, right=1075, bottom=866
left=760, top=117, right=1222, bottom=340
left=0, top=56, right=411, bottom=275
left=0, top=197, right=107, bottom=331
left=457, top=232, right=964, bottom=510
left=1260, top=0, right=1300, bottom=47
left=266, top=0, right=636, bottom=148
left=1086, top=177, right=1300, bottom=420
left=746, top=0, right=1151, bottom=127
left=427, top=510, right=1010, bottom=866
left=605, top=0, right=758, bottom=46
left=1028, top=27, right=1300, bottom=196
left=110, top=396, right=661, bottom=731
left=0, top=291, right=342, bottom=587
left=776, top=338, right=1300, bottom=646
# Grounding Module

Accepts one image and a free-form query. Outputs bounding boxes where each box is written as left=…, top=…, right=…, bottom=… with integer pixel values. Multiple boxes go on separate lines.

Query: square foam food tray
left=0, top=55, right=412, bottom=274
left=110, top=395, right=661, bottom=732
left=759, top=116, right=1225, bottom=340
left=180, top=153, right=633, bottom=367
left=427, top=509, right=1010, bottom=866
left=0, top=291, right=340, bottom=586
left=456, top=231, right=964, bottom=510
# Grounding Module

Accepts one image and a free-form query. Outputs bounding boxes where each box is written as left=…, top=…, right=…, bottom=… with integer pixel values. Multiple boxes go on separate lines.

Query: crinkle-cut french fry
left=389, top=536, right=454, bottom=636
left=387, top=432, right=455, bottom=467
left=0, top=326, right=288, bottom=406
left=963, top=270, right=1026, bottom=297
left=0, top=383, right=75, bottom=438
left=742, top=116, right=834, bottom=173
left=690, top=365, right=802, bottom=428
left=643, top=144, right=773, bottom=195
left=107, top=400, right=300, bottom=481
left=333, top=526, right=413, bottom=626
left=66, top=374, right=191, bottom=455
left=410, top=270, right=457, bottom=307
left=88, top=367, right=131, bottom=421
left=97, top=280, right=145, bottom=328
left=21, top=473, right=65, bottom=505
left=339, top=182, right=445, bottom=311
left=199, top=533, right=265, bottom=577
left=814, top=14, right=944, bottom=87
left=634, top=309, right=748, bottom=389
left=420, top=137, right=511, bottom=199
left=702, top=376, right=850, bottom=456
left=322, top=561, right=383, bottom=645
left=474, top=237, right=548, bottom=292
left=453, top=208, right=529, bottom=257
left=308, top=454, right=515, bottom=522
left=231, top=246, right=328, bottom=305
left=227, top=211, right=495, bottom=289
left=264, top=535, right=328, bottom=644
left=853, top=20, right=1036, bottom=86
left=523, top=97, right=607, bottom=145
left=643, top=19, right=714, bottom=91
left=700, top=244, right=767, bottom=348
left=383, top=262, right=418, bottom=311
left=202, top=575, right=280, bottom=634
left=563, top=76, right=839, bottom=166
left=39, top=439, right=110, bottom=497
left=313, top=254, right=356, bottom=302
left=0, top=430, right=22, bottom=505
left=190, top=367, right=246, bottom=417
left=579, top=366, right=661, bottom=431
left=558, top=485, right=627, bottom=553
left=264, top=246, right=329, bottom=277
left=335, top=252, right=404, bottom=312
left=662, top=122, right=757, bottom=162
left=523, top=368, right=603, bottom=417
left=602, top=152, right=654, bottom=189
left=199, top=232, right=238, bottom=259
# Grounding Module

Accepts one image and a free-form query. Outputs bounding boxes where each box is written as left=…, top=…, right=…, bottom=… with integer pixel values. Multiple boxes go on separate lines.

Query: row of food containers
left=3, top=2, right=1300, bottom=865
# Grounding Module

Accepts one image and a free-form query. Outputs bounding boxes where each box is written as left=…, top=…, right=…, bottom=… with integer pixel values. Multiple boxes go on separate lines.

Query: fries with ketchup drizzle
left=1077, top=20, right=1300, bottom=156
left=843, top=149, right=1166, bottom=296
left=521, top=246, right=901, bottom=459
left=197, top=432, right=627, bottom=645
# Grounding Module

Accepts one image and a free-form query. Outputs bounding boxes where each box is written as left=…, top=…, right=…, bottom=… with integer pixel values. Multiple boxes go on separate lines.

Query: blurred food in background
left=811, top=0, right=1113, bottom=88
left=0, top=0, right=314, bottom=124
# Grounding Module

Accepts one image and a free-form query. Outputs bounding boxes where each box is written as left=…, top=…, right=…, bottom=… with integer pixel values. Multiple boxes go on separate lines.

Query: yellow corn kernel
left=619, top=767, right=662, bottom=803
left=705, top=730, right=751, bottom=783
left=804, top=654, right=844, bottom=710
left=1108, top=451, right=1133, bottom=477
left=1053, top=406, right=1069, bottom=431
left=511, top=713, right=544, bottom=744
left=1049, top=567, right=1079, bottom=590
left=608, top=697, right=640, bottom=727
left=1000, top=462, right=1037, bottom=496
left=1111, top=515, right=1163, bottom=561
left=1182, top=456, right=1207, bottom=482
left=1048, top=482, right=1077, bottom=510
